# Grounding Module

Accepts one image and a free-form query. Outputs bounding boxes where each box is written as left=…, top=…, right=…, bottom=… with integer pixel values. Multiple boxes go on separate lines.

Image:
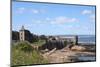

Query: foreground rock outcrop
left=41, top=45, right=95, bottom=63
left=71, top=45, right=86, bottom=51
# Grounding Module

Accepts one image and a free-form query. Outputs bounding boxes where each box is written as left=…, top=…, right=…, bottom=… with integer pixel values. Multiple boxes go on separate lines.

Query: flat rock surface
left=42, top=46, right=95, bottom=63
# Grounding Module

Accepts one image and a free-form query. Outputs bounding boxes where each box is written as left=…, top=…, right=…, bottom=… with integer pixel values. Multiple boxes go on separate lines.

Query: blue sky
left=12, top=1, right=96, bottom=35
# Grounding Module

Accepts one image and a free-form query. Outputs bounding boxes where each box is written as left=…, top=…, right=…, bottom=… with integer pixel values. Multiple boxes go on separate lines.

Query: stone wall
left=39, top=36, right=78, bottom=50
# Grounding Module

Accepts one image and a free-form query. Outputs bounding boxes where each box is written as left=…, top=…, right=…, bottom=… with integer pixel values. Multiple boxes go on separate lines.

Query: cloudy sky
left=12, top=1, right=96, bottom=35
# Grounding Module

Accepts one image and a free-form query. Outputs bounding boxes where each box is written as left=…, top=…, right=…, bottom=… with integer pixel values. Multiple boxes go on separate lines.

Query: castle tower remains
left=19, top=26, right=25, bottom=41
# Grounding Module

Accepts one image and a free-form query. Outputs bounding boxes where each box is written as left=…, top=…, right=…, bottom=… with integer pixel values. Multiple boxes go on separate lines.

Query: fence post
left=75, top=35, right=78, bottom=45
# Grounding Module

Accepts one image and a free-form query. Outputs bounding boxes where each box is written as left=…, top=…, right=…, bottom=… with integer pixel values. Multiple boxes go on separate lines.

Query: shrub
left=11, top=42, right=49, bottom=66
left=15, top=41, right=33, bottom=52
left=11, top=48, right=48, bottom=66
left=64, top=41, right=67, bottom=46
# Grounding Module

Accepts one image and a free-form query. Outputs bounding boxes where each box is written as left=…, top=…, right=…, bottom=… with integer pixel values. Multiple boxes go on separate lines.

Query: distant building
left=19, top=26, right=34, bottom=43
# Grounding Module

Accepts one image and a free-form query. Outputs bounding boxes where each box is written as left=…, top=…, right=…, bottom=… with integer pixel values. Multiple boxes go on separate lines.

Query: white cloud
left=31, top=16, right=78, bottom=26
left=16, top=7, right=25, bottom=14
left=82, top=9, right=95, bottom=22
left=82, top=10, right=93, bottom=15
left=16, top=8, right=46, bottom=14
left=40, top=9, right=46, bottom=13
left=46, top=17, right=51, bottom=21
left=69, top=18, right=78, bottom=22
left=32, top=19, right=45, bottom=25
left=90, top=14, right=95, bottom=19
left=31, top=9, right=46, bottom=14
left=32, top=9, right=39, bottom=14
left=50, top=16, right=78, bottom=24
left=35, top=20, right=42, bottom=23
left=32, top=19, right=40, bottom=23
left=90, top=14, right=95, bottom=22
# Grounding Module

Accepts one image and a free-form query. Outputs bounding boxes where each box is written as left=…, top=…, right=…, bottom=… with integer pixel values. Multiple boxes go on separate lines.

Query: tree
left=40, top=35, right=47, bottom=40
left=12, top=31, right=19, bottom=40
left=32, top=34, right=39, bottom=42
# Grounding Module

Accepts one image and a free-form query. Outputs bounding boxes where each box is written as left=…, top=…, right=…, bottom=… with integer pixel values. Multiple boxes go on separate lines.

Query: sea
left=54, top=35, right=96, bottom=44
left=77, top=35, right=96, bottom=61
left=78, top=35, right=96, bottom=44
left=58, top=35, right=96, bottom=61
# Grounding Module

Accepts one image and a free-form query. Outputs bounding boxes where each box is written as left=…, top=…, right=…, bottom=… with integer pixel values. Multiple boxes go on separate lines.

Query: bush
left=11, top=48, right=48, bottom=66
left=11, top=41, right=49, bottom=66
left=15, top=41, right=33, bottom=52
left=64, top=41, right=67, bottom=45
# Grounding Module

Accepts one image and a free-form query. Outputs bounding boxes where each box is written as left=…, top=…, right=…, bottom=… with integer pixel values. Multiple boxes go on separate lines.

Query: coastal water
left=78, top=35, right=96, bottom=44
left=78, top=56, right=96, bottom=61
left=77, top=35, right=96, bottom=61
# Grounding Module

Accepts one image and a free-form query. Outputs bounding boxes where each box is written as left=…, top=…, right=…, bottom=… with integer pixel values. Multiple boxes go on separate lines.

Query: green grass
left=11, top=41, right=48, bottom=66
left=32, top=40, right=46, bottom=46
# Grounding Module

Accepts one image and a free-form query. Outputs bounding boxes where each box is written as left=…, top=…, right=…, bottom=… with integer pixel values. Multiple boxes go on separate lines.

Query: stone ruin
left=39, top=36, right=78, bottom=50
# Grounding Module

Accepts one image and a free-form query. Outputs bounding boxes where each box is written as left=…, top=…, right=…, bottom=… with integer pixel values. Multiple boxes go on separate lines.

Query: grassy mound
left=14, top=41, right=33, bottom=52
left=11, top=41, right=48, bottom=66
